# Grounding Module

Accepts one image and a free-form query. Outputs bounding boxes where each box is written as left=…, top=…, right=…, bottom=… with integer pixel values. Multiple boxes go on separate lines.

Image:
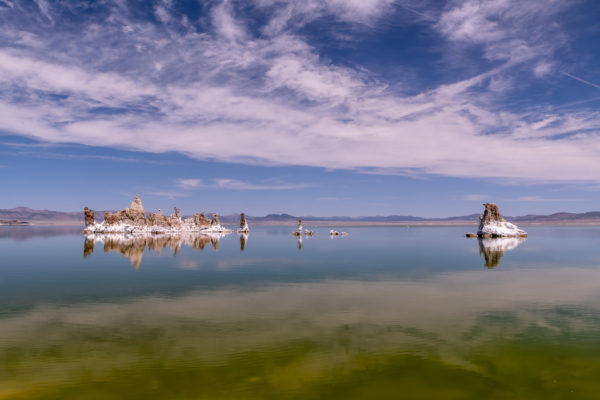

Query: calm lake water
left=2, top=225, right=600, bottom=399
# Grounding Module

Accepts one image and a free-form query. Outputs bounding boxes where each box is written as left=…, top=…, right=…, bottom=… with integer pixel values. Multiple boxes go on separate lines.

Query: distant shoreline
left=5, top=220, right=600, bottom=227
left=3, top=206, right=600, bottom=227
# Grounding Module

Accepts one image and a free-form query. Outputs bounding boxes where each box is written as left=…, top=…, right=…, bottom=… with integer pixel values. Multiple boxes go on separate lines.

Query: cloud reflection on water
left=3, top=267, right=600, bottom=398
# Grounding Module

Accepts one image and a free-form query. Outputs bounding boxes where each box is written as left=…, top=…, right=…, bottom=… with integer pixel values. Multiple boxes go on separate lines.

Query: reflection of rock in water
left=239, top=233, right=248, bottom=251
left=478, top=237, right=526, bottom=268
left=83, top=233, right=225, bottom=268
left=297, top=237, right=302, bottom=250
left=83, top=238, right=94, bottom=258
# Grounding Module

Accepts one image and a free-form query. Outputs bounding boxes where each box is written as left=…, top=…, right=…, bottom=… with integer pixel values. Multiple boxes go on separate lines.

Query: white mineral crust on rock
left=82, top=196, right=234, bottom=234
left=476, top=203, right=527, bottom=238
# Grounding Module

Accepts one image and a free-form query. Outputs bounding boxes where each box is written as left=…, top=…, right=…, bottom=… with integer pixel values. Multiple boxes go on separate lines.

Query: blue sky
left=0, top=0, right=599, bottom=217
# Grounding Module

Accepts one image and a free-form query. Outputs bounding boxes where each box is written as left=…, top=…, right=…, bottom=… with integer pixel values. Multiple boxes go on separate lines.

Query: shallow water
left=1, top=225, right=600, bottom=399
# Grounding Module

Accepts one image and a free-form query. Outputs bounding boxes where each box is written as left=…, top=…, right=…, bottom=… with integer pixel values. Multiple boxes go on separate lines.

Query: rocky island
left=0, top=219, right=29, bottom=226
left=83, top=195, right=243, bottom=234
left=466, top=203, right=527, bottom=238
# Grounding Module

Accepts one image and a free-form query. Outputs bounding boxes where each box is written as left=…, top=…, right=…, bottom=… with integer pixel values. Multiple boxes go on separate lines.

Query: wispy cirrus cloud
left=464, top=194, right=585, bottom=203
left=214, top=178, right=312, bottom=190
left=0, top=0, right=598, bottom=185
left=318, top=196, right=351, bottom=202
left=511, top=196, right=584, bottom=203
left=463, top=194, right=489, bottom=201
left=174, top=177, right=311, bottom=191
left=176, top=178, right=202, bottom=189
left=146, top=191, right=190, bottom=200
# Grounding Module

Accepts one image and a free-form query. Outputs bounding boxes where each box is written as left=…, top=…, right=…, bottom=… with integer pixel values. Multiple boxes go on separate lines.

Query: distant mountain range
left=1, top=207, right=600, bottom=226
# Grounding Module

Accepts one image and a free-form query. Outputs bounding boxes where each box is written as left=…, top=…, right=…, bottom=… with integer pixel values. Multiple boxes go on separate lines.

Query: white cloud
left=33, top=0, right=53, bottom=24
left=511, top=196, right=584, bottom=203
left=212, top=0, right=247, bottom=41
left=533, top=61, right=555, bottom=78
left=146, top=191, right=189, bottom=200
left=257, top=0, right=395, bottom=35
left=214, top=178, right=311, bottom=190
left=463, top=194, right=488, bottom=201
left=176, top=179, right=202, bottom=189
left=435, top=0, right=569, bottom=64
left=0, top=0, right=598, bottom=185
left=318, top=197, right=351, bottom=201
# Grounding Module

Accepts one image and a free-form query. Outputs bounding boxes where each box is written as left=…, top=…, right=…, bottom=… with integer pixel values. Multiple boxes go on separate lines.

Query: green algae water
left=2, top=225, right=600, bottom=399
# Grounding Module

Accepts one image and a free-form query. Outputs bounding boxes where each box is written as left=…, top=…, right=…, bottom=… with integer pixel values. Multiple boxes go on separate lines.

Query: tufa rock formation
left=184, top=212, right=210, bottom=228
left=292, top=219, right=303, bottom=236
left=103, top=194, right=147, bottom=226
left=84, top=207, right=95, bottom=226
left=239, top=213, right=249, bottom=232
left=474, top=203, right=527, bottom=238
left=84, top=195, right=234, bottom=234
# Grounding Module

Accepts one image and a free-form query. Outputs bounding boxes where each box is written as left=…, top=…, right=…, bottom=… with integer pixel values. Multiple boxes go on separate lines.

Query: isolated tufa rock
left=476, top=203, right=527, bottom=238
left=211, top=213, right=220, bottom=226
left=239, top=213, right=249, bottom=232
left=480, top=203, right=504, bottom=225
left=292, top=219, right=303, bottom=236
left=84, top=207, right=95, bottom=226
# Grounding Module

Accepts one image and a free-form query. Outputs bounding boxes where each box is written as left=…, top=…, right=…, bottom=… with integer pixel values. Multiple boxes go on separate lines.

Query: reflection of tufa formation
left=466, top=203, right=527, bottom=238
left=83, top=195, right=247, bottom=234
left=478, top=237, right=526, bottom=268
left=84, top=232, right=230, bottom=269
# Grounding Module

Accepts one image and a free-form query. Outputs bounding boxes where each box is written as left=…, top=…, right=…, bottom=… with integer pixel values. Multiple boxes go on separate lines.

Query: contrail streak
left=562, top=71, right=600, bottom=90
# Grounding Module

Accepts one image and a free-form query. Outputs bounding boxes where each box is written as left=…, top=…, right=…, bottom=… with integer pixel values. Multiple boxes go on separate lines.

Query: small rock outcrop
left=474, top=203, right=527, bottom=238
left=84, top=207, right=95, bottom=226
left=239, top=213, right=249, bottom=232
left=83, top=195, right=233, bottom=234
left=292, top=219, right=302, bottom=236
